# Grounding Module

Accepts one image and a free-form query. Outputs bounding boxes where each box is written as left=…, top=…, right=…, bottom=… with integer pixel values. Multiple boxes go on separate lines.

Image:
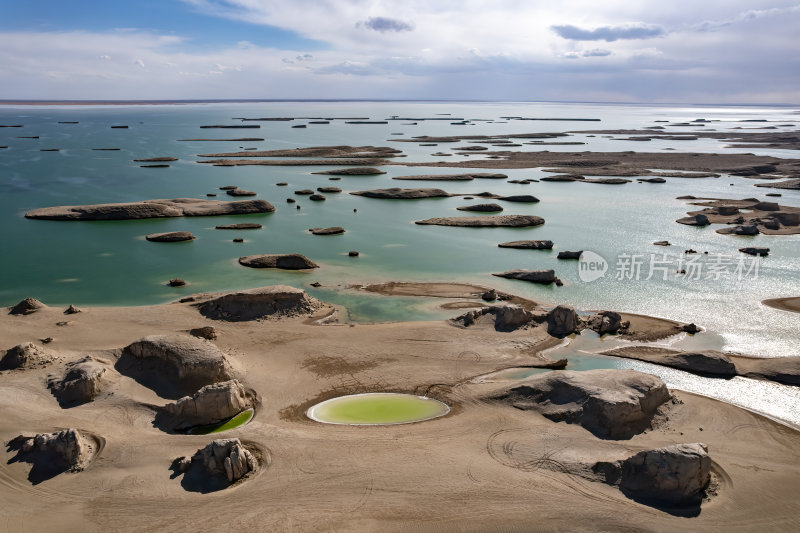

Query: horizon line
left=0, top=98, right=798, bottom=107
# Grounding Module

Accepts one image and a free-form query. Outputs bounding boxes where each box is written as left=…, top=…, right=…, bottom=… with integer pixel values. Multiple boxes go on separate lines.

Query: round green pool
left=307, top=393, right=450, bottom=425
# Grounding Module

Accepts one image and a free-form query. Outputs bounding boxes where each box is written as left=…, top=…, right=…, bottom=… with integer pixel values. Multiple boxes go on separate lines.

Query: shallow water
left=186, top=408, right=254, bottom=435
left=1, top=101, right=798, bottom=356
left=307, top=393, right=450, bottom=425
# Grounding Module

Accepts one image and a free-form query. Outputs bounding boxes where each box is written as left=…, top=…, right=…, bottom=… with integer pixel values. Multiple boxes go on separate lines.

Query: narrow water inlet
left=471, top=339, right=800, bottom=429
left=307, top=393, right=450, bottom=425
left=186, top=408, right=255, bottom=435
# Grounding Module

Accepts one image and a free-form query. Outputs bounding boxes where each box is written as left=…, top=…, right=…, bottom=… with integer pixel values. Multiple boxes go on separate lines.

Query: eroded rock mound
left=312, top=167, right=386, bottom=175
left=195, top=438, right=257, bottom=483
left=601, top=347, right=737, bottom=377
left=146, top=231, right=195, bottom=242
left=678, top=198, right=800, bottom=235
left=9, top=298, right=47, bottom=315
left=588, top=311, right=628, bottom=336
left=239, top=254, right=318, bottom=270
left=118, top=335, right=234, bottom=397
left=48, top=356, right=114, bottom=406
left=25, top=198, right=275, bottom=220
left=488, top=369, right=671, bottom=439
left=226, top=188, right=257, bottom=197
left=194, top=285, right=322, bottom=321
left=417, top=215, right=545, bottom=227
left=498, top=240, right=554, bottom=250
left=9, top=429, right=95, bottom=476
left=160, top=379, right=257, bottom=430
left=499, top=195, right=539, bottom=203
left=737, top=356, right=800, bottom=386
left=739, top=247, right=769, bottom=256
left=309, top=227, right=345, bottom=235
left=547, top=305, right=579, bottom=338
left=392, top=173, right=507, bottom=181
left=620, top=443, right=711, bottom=505
left=215, top=223, right=262, bottom=230
left=351, top=188, right=450, bottom=199
left=456, top=203, right=503, bottom=212
left=541, top=174, right=584, bottom=182
left=0, top=342, right=55, bottom=370
left=189, top=326, right=217, bottom=340
left=753, top=201, right=780, bottom=211
left=676, top=214, right=710, bottom=226
left=134, top=157, right=178, bottom=162
left=717, top=224, right=759, bottom=236
left=585, top=178, right=631, bottom=185
left=452, top=305, right=539, bottom=331
left=493, top=269, right=557, bottom=284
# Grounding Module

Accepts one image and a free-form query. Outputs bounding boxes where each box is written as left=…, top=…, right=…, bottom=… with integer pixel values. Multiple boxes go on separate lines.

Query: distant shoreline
left=0, top=99, right=479, bottom=107
left=0, top=99, right=797, bottom=107
left=3, top=99, right=484, bottom=106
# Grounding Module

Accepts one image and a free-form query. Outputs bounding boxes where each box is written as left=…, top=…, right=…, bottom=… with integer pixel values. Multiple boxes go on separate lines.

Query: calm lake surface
left=1, top=101, right=798, bottom=359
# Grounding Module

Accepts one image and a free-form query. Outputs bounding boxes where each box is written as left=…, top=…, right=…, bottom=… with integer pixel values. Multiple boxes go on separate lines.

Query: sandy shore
left=763, top=297, right=800, bottom=314
left=358, top=283, right=686, bottom=342
left=2, top=287, right=800, bottom=531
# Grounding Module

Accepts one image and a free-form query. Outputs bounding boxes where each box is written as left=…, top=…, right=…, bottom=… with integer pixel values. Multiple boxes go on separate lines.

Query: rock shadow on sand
left=6, top=429, right=103, bottom=485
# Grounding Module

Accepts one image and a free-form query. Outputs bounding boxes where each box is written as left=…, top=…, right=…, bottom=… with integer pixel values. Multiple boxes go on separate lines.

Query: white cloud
left=631, top=48, right=663, bottom=58
left=583, top=48, right=612, bottom=57
left=316, top=60, right=377, bottom=76
left=695, top=3, right=800, bottom=31
left=0, top=2, right=798, bottom=103
left=552, top=23, right=664, bottom=41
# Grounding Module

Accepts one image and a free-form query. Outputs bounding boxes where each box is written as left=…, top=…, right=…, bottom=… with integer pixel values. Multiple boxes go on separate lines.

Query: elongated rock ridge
left=25, top=198, right=275, bottom=220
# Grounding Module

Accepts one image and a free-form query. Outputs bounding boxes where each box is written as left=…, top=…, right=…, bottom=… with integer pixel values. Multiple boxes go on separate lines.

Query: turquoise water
left=1, top=101, right=799, bottom=356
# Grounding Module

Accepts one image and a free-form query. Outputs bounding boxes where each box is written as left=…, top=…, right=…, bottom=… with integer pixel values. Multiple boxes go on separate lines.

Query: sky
left=1, top=0, right=799, bottom=103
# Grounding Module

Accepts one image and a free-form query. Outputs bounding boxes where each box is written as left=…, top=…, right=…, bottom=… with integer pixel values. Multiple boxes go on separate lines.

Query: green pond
left=187, top=408, right=254, bottom=435
left=307, top=393, right=450, bottom=425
